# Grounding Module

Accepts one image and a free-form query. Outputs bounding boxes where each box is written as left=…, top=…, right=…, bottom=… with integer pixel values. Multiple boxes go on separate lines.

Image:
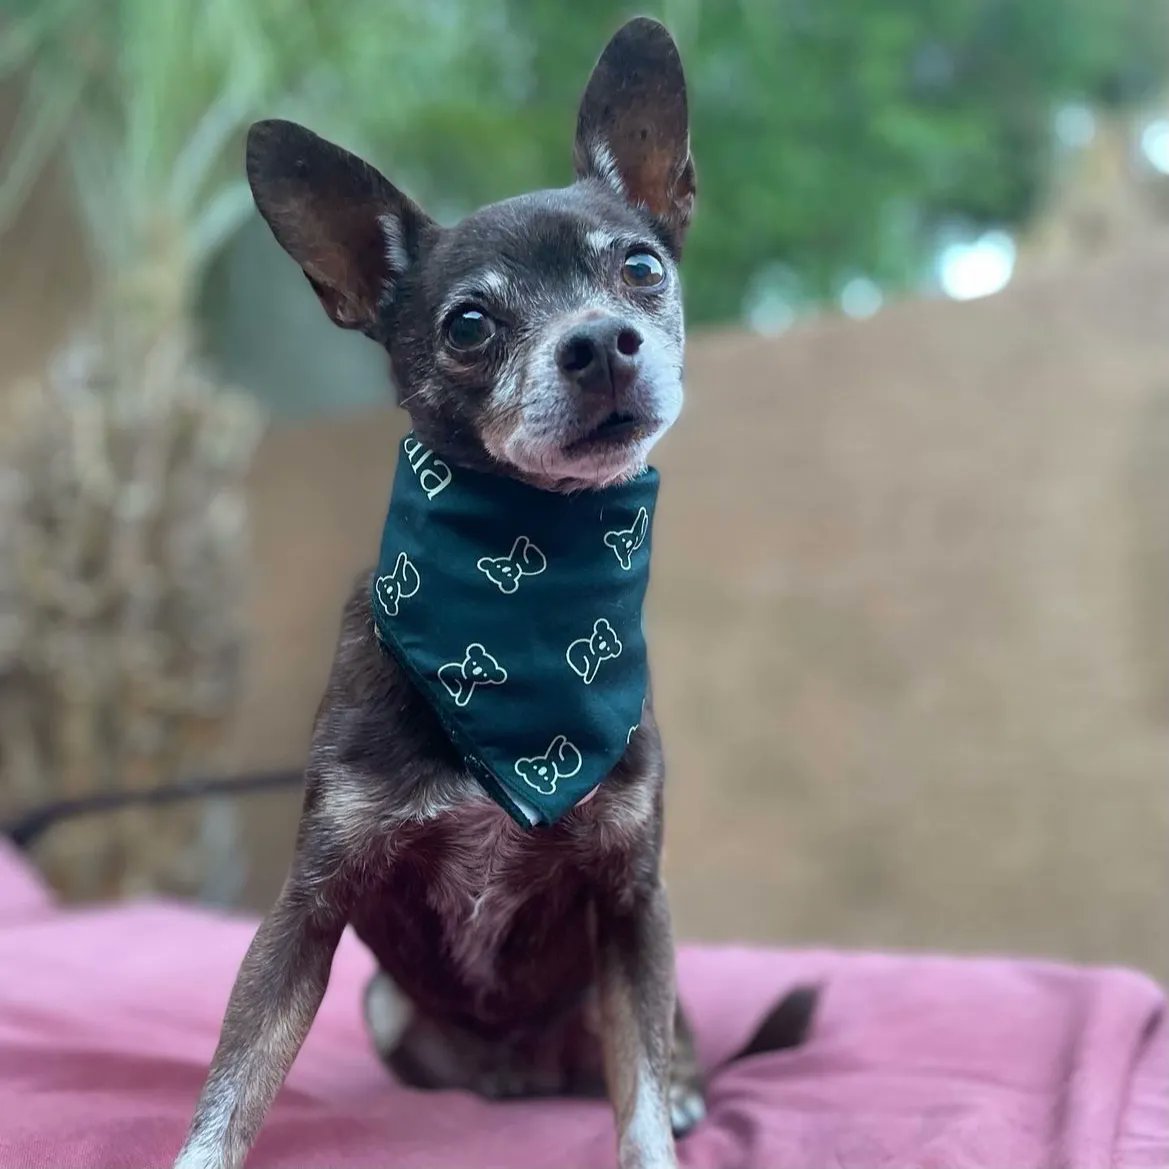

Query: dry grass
left=0, top=326, right=261, bottom=898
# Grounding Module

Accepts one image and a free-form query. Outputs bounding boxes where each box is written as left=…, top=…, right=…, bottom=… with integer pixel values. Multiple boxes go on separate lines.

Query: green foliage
left=2, top=0, right=1165, bottom=327
left=0, top=0, right=512, bottom=319
left=365, top=0, right=1165, bottom=323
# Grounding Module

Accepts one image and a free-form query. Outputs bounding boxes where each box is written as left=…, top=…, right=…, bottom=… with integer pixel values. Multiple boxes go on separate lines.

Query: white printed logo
left=374, top=552, right=420, bottom=617
left=566, top=618, right=623, bottom=685
left=514, top=734, right=583, bottom=795
left=477, top=536, right=547, bottom=594
left=403, top=435, right=453, bottom=500
left=626, top=725, right=638, bottom=745
left=604, top=507, right=649, bottom=570
left=438, top=643, right=507, bottom=707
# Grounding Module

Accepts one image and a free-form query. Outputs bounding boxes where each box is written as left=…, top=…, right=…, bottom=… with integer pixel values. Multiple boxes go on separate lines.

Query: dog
left=174, top=19, right=812, bottom=1169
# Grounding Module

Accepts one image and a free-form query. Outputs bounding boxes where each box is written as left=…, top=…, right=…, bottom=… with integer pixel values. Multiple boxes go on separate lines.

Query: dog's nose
left=556, top=319, right=642, bottom=396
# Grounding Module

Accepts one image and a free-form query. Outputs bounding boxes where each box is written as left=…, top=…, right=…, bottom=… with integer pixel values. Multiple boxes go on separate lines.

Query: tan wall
left=3, top=85, right=1164, bottom=979
left=219, top=237, right=1169, bottom=982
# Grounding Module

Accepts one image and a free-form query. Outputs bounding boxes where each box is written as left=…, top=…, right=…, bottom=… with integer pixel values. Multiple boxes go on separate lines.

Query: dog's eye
left=622, top=251, right=665, bottom=288
left=445, top=308, right=496, bottom=351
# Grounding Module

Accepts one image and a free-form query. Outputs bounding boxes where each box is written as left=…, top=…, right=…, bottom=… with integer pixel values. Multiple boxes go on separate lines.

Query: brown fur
left=177, top=20, right=715, bottom=1169
left=174, top=580, right=693, bottom=1169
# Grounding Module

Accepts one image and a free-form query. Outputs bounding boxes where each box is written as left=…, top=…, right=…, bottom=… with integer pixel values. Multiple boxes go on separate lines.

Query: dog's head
left=246, top=18, right=694, bottom=491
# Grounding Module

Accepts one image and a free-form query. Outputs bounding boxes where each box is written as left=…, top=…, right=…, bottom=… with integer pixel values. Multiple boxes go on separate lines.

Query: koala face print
left=477, top=536, right=547, bottom=594
left=479, top=557, right=521, bottom=592
left=566, top=618, right=624, bottom=685
left=603, top=508, right=649, bottom=570
left=514, top=734, right=583, bottom=795
left=438, top=642, right=508, bottom=707
left=515, top=757, right=557, bottom=794
left=374, top=552, right=421, bottom=617
left=464, top=644, right=506, bottom=684
left=591, top=621, right=620, bottom=659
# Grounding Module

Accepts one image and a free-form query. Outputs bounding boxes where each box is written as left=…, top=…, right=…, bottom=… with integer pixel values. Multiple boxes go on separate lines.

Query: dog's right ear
left=574, top=18, right=695, bottom=252
left=246, top=119, right=436, bottom=336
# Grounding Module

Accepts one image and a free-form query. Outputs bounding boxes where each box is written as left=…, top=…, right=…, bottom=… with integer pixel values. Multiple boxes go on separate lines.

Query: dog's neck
left=402, top=416, right=649, bottom=495
left=370, top=433, right=660, bottom=826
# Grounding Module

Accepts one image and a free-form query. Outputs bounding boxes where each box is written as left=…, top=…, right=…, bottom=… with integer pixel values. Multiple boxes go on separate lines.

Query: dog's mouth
left=564, top=410, right=656, bottom=455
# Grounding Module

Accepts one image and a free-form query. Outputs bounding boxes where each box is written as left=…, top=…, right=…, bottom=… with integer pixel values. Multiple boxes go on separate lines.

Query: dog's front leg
left=174, top=858, right=350, bottom=1169
left=596, top=880, right=678, bottom=1169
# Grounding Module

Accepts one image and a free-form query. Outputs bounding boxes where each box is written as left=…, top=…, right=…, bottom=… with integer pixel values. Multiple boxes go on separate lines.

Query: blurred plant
left=4, top=2, right=290, bottom=329
left=372, top=0, right=1167, bottom=323
left=0, top=330, right=261, bottom=899
left=0, top=2, right=331, bottom=895
left=0, top=2, right=302, bottom=898
left=0, top=0, right=514, bottom=331
left=0, top=0, right=518, bottom=897
left=1, top=0, right=1165, bottom=896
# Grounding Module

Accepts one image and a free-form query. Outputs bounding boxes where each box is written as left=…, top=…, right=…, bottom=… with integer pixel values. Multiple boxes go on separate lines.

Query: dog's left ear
left=246, top=119, right=437, bottom=337
left=574, top=17, right=695, bottom=252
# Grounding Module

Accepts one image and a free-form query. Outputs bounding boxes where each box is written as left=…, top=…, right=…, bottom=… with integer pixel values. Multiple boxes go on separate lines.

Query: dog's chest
left=351, top=791, right=644, bottom=1024
left=357, top=803, right=573, bottom=1001
left=423, top=804, right=559, bottom=931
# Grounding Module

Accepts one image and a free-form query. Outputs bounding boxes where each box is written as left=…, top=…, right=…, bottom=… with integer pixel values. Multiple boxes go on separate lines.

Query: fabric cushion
left=0, top=854, right=1164, bottom=1168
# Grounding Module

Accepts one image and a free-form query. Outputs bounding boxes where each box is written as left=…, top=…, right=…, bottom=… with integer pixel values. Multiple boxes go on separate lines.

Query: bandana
left=370, top=434, right=659, bottom=827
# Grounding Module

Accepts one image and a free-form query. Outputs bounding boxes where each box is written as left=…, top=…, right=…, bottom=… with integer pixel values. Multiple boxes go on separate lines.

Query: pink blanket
left=0, top=840, right=1164, bottom=1169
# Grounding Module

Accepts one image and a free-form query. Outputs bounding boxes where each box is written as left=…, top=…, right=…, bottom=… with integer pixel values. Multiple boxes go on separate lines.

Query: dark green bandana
left=370, top=434, right=659, bottom=828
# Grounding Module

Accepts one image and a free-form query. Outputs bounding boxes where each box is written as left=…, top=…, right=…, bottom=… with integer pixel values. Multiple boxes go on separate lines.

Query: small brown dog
left=175, top=19, right=810, bottom=1169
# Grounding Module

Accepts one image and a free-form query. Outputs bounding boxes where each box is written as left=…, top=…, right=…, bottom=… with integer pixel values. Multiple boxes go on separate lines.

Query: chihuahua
left=175, top=18, right=810, bottom=1169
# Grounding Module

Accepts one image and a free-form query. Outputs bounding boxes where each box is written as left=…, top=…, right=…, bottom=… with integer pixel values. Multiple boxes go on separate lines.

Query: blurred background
left=1, top=1, right=1167, bottom=981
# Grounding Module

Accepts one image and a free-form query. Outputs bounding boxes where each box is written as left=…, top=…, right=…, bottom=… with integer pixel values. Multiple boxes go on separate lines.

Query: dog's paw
left=363, top=970, right=411, bottom=1063
left=669, top=1081, right=706, bottom=1138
